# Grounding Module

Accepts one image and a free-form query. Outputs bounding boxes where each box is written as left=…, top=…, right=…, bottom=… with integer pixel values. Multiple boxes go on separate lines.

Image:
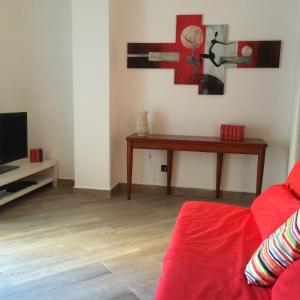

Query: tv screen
left=0, top=113, right=28, bottom=165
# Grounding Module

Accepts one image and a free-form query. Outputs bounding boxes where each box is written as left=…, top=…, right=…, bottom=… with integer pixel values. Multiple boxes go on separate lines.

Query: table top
left=126, top=133, right=267, bottom=147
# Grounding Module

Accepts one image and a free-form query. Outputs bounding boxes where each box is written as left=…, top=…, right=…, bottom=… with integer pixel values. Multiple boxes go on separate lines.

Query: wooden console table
left=126, top=134, right=267, bottom=200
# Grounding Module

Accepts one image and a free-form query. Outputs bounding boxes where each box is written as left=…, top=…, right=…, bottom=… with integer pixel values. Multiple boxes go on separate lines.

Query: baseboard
left=69, top=181, right=255, bottom=202
left=116, top=183, right=256, bottom=201
left=57, top=179, right=74, bottom=187
left=73, top=187, right=112, bottom=199
left=111, top=183, right=122, bottom=196
left=58, top=181, right=120, bottom=199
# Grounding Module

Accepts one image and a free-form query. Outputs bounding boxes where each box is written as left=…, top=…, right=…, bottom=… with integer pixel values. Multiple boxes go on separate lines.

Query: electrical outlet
left=161, top=165, right=168, bottom=172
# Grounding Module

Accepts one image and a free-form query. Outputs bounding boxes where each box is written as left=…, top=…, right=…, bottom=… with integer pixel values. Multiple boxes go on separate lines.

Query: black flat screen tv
left=0, top=113, right=28, bottom=167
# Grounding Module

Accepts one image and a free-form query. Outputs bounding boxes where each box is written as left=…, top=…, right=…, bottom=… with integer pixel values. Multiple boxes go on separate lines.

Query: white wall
left=72, top=0, right=111, bottom=190
left=23, top=0, right=74, bottom=179
left=1, top=0, right=299, bottom=192
left=0, top=0, right=74, bottom=180
left=0, top=1, right=26, bottom=113
left=289, top=0, right=300, bottom=171
left=111, top=0, right=299, bottom=193
left=110, top=0, right=121, bottom=189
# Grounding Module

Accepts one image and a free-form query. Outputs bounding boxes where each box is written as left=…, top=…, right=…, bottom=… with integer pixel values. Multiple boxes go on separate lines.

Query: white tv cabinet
left=0, top=159, right=57, bottom=207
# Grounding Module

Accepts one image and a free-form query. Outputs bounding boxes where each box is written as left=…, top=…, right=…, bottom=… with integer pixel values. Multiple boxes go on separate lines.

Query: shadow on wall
left=149, top=110, right=170, bottom=134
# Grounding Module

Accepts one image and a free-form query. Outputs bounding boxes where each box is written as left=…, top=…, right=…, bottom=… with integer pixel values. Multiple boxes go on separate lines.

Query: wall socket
left=161, top=165, right=168, bottom=172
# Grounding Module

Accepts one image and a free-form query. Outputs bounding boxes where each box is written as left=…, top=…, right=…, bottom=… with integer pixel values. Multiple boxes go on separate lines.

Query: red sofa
left=155, top=161, right=300, bottom=300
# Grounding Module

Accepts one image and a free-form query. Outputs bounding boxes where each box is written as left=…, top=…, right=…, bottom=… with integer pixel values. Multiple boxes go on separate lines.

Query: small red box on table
left=220, top=124, right=245, bottom=141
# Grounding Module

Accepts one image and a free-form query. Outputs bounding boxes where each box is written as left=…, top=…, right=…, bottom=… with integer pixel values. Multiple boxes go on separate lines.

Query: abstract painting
left=127, top=15, right=281, bottom=95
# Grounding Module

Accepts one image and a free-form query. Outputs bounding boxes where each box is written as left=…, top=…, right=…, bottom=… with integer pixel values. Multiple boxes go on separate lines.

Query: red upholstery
left=155, top=161, right=300, bottom=300
left=155, top=201, right=272, bottom=300
left=251, top=184, right=300, bottom=240
left=286, top=160, right=300, bottom=198
left=272, top=259, right=300, bottom=300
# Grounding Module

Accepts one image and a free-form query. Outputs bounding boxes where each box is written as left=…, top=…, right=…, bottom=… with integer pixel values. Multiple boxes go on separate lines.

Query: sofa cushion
left=251, top=185, right=300, bottom=240
left=245, top=209, right=300, bottom=286
left=272, top=259, right=300, bottom=300
left=286, top=160, right=300, bottom=198
left=155, top=201, right=271, bottom=300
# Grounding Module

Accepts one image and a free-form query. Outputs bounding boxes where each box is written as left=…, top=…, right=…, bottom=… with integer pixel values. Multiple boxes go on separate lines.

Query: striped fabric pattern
left=245, top=209, right=300, bottom=286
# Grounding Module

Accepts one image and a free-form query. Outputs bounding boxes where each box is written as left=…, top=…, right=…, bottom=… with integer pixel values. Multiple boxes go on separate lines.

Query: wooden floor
left=0, top=183, right=254, bottom=300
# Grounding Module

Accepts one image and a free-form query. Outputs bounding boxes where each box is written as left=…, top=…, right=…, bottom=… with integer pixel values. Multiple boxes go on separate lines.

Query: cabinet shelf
left=0, top=159, right=57, bottom=207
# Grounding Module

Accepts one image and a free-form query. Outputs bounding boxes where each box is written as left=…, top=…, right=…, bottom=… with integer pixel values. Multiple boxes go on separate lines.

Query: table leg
left=256, top=149, right=266, bottom=196
left=216, top=153, right=223, bottom=199
left=167, top=150, right=173, bottom=195
left=127, top=141, right=133, bottom=200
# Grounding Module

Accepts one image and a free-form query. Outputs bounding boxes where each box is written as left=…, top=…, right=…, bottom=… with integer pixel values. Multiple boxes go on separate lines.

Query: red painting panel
left=127, top=43, right=178, bottom=69
left=127, top=14, right=281, bottom=95
left=174, top=15, right=206, bottom=85
left=237, top=41, right=281, bottom=68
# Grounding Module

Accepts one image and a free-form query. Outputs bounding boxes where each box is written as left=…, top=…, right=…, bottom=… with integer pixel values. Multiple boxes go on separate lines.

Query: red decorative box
left=220, top=124, right=245, bottom=141
left=30, top=149, right=43, bottom=163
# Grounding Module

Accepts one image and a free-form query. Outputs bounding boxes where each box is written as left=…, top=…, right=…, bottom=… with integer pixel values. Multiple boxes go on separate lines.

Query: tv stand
left=0, top=165, right=19, bottom=175
left=0, top=159, right=57, bottom=207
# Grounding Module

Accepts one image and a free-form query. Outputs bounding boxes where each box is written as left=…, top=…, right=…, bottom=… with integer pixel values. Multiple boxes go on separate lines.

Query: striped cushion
left=245, top=209, right=300, bottom=286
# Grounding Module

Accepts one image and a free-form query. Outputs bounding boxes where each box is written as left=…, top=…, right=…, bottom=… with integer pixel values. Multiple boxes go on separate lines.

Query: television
left=0, top=112, right=28, bottom=174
